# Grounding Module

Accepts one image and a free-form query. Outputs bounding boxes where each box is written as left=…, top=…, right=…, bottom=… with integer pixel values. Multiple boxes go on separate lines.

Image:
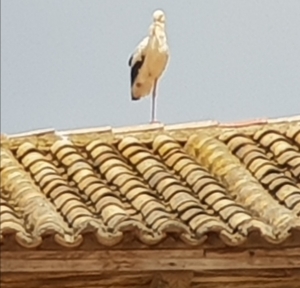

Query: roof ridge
left=2, top=114, right=299, bottom=140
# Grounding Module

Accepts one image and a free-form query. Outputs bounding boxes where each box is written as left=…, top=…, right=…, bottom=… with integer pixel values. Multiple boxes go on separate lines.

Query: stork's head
left=153, top=10, right=166, bottom=23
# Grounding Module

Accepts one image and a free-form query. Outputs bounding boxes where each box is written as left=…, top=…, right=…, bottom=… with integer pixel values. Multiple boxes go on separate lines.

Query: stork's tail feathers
left=131, top=93, right=140, bottom=101
left=131, top=77, right=154, bottom=102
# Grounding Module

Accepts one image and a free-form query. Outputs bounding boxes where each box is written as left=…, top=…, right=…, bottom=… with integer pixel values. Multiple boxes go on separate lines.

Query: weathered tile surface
left=1, top=118, right=300, bottom=248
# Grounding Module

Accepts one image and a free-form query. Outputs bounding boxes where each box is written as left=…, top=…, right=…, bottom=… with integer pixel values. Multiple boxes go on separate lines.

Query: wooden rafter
left=2, top=248, right=300, bottom=273
left=149, top=274, right=168, bottom=288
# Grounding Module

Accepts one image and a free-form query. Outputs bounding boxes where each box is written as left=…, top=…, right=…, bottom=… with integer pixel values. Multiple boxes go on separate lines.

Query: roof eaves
left=2, top=115, right=299, bottom=149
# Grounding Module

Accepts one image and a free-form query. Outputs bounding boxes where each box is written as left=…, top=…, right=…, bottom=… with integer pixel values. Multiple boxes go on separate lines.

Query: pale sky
left=2, top=0, right=300, bottom=134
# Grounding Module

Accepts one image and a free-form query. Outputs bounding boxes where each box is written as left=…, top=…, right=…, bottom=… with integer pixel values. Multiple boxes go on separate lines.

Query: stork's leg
left=151, top=79, right=158, bottom=123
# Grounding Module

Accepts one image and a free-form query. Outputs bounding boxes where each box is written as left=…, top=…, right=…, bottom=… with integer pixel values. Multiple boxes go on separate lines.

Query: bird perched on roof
left=128, top=10, right=170, bottom=123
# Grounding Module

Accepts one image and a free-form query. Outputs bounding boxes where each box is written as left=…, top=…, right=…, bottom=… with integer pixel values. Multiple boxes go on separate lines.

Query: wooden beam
left=1, top=248, right=300, bottom=273
left=161, top=272, right=193, bottom=288
left=0, top=272, right=152, bottom=288
left=149, top=274, right=168, bottom=288
left=150, top=272, right=193, bottom=288
left=1, top=270, right=300, bottom=288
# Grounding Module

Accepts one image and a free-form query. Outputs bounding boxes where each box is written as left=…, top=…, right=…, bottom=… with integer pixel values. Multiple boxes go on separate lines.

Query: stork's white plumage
left=128, top=10, right=169, bottom=123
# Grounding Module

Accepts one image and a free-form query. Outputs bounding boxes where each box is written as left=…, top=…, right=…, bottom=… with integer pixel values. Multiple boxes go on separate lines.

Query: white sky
left=2, top=0, right=300, bottom=133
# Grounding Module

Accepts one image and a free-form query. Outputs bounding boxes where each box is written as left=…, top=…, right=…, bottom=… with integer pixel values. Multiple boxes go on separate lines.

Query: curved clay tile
left=1, top=119, right=300, bottom=248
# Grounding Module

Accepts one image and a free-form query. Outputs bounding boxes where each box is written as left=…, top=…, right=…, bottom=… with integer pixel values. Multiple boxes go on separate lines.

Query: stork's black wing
left=130, top=55, right=145, bottom=87
left=128, top=37, right=149, bottom=87
left=128, top=55, right=133, bottom=66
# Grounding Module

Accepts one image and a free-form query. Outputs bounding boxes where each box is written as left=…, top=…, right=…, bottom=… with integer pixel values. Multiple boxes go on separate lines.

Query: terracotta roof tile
left=1, top=116, right=300, bottom=248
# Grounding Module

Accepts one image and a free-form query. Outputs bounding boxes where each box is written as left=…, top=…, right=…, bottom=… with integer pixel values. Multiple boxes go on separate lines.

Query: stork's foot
left=150, top=120, right=161, bottom=124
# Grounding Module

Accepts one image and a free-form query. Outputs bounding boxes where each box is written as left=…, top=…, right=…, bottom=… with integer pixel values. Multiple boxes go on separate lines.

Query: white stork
left=128, top=10, right=169, bottom=123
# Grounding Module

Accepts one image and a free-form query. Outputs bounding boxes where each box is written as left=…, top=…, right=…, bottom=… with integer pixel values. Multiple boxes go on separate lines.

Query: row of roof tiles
left=2, top=115, right=300, bottom=145
left=1, top=116, right=300, bottom=248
